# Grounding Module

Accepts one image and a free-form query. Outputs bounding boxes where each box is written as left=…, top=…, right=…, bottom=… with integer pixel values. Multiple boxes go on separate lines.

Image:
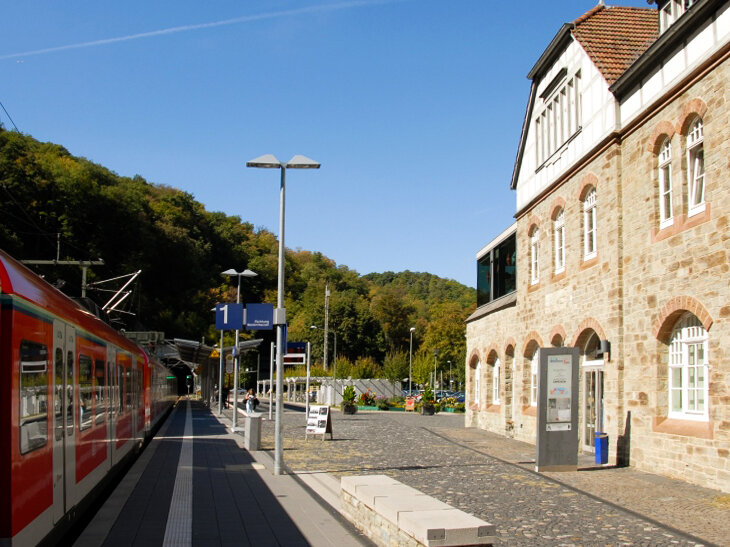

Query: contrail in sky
left=1, top=0, right=404, bottom=60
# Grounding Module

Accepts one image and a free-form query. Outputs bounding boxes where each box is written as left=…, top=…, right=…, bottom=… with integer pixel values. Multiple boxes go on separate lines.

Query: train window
left=94, top=360, right=105, bottom=424
left=20, top=340, right=49, bottom=454
left=78, top=355, right=93, bottom=431
left=54, top=348, right=64, bottom=441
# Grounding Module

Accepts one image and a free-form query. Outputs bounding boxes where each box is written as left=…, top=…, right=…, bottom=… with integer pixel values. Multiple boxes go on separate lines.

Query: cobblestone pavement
left=253, top=405, right=729, bottom=547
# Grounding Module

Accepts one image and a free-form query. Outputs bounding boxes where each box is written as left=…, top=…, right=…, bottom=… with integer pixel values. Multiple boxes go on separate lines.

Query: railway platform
left=72, top=398, right=369, bottom=547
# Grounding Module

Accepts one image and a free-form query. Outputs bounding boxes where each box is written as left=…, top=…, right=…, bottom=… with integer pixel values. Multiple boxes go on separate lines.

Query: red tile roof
left=572, top=5, right=659, bottom=85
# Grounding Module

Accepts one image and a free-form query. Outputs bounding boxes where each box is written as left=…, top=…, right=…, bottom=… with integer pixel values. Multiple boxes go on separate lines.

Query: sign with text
left=246, top=303, right=274, bottom=330
left=215, top=303, right=244, bottom=330
left=305, top=405, right=333, bottom=440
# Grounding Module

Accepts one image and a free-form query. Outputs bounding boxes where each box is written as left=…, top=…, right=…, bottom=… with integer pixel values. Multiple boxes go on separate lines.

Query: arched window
left=669, top=313, right=708, bottom=421
left=583, top=188, right=597, bottom=259
left=553, top=209, right=565, bottom=273
left=530, top=227, right=540, bottom=285
left=474, top=362, right=481, bottom=406
left=492, top=359, right=501, bottom=405
left=530, top=351, right=539, bottom=406
left=658, top=138, right=673, bottom=228
left=687, top=117, right=705, bottom=215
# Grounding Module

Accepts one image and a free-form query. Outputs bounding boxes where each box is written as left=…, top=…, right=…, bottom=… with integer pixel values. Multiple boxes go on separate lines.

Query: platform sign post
left=536, top=347, right=579, bottom=472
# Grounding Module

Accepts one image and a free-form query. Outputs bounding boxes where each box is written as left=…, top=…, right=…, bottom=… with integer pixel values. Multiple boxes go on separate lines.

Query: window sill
left=651, top=203, right=711, bottom=243
left=528, top=281, right=541, bottom=293
left=652, top=416, right=713, bottom=439
left=579, top=254, right=599, bottom=271
left=551, top=269, right=566, bottom=283
left=522, top=405, right=537, bottom=417
left=486, top=404, right=501, bottom=413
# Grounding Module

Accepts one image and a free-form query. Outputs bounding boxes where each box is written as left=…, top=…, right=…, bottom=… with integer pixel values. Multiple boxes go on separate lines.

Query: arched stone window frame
left=528, top=222, right=540, bottom=285
left=667, top=313, right=709, bottom=421
left=552, top=206, right=566, bottom=274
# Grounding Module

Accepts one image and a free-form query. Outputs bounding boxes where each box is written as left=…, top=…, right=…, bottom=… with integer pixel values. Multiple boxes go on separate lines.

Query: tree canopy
left=0, top=129, right=475, bottom=382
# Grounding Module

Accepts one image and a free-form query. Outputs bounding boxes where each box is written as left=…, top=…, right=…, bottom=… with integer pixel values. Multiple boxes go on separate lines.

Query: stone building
left=465, top=0, right=729, bottom=492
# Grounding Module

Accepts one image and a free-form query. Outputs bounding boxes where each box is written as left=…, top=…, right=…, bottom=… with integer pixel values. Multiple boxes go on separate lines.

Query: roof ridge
left=573, top=4, right=605, bottom=26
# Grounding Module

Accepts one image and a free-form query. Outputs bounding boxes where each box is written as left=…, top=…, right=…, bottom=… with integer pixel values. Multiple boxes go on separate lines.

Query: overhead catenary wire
left=0, top=100, right=19, bottom=131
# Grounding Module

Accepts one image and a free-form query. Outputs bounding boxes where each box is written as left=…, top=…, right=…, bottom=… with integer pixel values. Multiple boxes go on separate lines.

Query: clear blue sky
left=2, top=0, right=650, bottom=288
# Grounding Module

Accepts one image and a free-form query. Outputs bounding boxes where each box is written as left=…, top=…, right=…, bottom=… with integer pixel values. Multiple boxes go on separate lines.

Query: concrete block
left=373, top=494, right=452, bottom=525
left=244, top=416, right=261, bottom=451
left=341, top=474, right=401, bottom=496
left=398, top=508, right=496, bottom=547
left=354, top=483, right=422, bottom=508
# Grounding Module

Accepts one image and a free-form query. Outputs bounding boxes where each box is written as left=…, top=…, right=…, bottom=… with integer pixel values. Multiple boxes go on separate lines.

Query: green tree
left=383, top=350, right=408, bottom=382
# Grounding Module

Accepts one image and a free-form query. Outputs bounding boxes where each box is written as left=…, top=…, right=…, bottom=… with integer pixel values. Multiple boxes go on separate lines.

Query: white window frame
left=535, top=73, right=581, bottom=166
left=668, top=314, right=709, bottom=421
left=530, top=352, right=538, bottom=406
left=530, top=228, right=540, bottom=285
left=492, top=359, right=501, bottom=405
left=554, top=209, right=565, bottom=274
left=687, top=118, right=705, bottom=216
left=474, top=362, right=481, bottom=406
left=658, top=138, right=673, bottom=228
left=583, top=188, right=597, bottom=260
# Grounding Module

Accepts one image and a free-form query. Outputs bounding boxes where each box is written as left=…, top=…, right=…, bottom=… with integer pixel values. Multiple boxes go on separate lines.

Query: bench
left=340, top=474, right=495, bottom=547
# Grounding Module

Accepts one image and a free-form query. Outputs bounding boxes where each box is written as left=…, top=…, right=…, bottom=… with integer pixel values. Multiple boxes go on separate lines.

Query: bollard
left=244, top=416, right=261, bottom=451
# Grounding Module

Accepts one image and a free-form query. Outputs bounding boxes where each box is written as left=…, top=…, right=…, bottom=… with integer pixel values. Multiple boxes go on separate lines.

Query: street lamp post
left=408, top=327, right=415, bottom=395
left=222, top=268, right=257, bottom=431
left=433, top=349, right=439, bottom=391
left=448, top=360, right=452, bottom=390
left=247, top=154, right=320, bottom=476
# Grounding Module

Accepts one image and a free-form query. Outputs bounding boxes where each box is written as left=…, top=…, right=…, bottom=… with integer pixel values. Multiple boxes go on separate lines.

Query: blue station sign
left=215, top=303, right=244, bottom=330
left=246, top=303, right=274, bottom=330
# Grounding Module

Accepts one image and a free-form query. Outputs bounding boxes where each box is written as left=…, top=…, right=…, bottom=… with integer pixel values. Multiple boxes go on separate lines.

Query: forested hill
left=0, top=129, right=475, bottom=377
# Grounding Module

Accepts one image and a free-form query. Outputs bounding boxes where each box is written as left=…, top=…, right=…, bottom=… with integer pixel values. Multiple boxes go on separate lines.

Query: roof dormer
left=657, top=0, right=697, bottom=33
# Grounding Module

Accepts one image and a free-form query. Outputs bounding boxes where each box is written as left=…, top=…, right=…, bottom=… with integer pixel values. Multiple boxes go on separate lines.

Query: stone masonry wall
left=465, top=56, right=730, bottom=492
left=619, top=56, right=730, bottom=491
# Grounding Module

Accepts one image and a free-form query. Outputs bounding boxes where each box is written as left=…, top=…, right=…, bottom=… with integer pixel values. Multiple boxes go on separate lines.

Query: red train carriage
left=0, top=250, right=174, bottom=546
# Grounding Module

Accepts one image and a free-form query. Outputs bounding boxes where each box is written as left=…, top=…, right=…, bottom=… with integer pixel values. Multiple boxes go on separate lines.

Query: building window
left=476, top=230, right=516, bottom=307
left=530, top=228, right=540, bottom=285
left=536, top=73, right=581, bottom=166
left=474, top=362, right=481, bottom=406
left=668, top=313, right=708, bottom=421
left=583, top=188, right=597, bottom=259
left=553, top=209, right=565, bottom=273
left=659, top=0, right=694, bottom=33
left=493, top=359, right=501, bottom=405
left=658, top=138, right=673, bottom=228
left=530, top=351, right=539, bottom=406
left=687, top=117, right=705, bottom=216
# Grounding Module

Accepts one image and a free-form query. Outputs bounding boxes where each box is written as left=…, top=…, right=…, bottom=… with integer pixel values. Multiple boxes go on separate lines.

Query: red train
left=0, top=249, right=176, bottom=545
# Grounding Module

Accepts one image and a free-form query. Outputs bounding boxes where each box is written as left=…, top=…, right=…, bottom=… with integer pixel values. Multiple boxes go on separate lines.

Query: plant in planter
left=341, top=385, right=357, bottom=414
left=420, top=386, right=436, bottom=415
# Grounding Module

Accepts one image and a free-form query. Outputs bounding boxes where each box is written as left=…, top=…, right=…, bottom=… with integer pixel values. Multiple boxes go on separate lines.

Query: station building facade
left=465, top=0, right=730, bottom=492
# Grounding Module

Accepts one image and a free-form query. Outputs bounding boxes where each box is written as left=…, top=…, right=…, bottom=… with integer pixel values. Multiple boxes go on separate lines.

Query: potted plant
left=420, top=386, right=435, bottom=415
left=341, top=385, right=357, bottom=414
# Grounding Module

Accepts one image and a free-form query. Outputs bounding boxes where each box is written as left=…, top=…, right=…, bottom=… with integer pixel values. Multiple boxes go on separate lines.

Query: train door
left=52, top=320, right=75, bottom=524
left=106, top=348, right=115, bottom=462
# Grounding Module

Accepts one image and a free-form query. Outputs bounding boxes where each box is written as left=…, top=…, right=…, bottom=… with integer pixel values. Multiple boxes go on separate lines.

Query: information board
left=305, top=405, right=333, bottom=440
left=535, top=346, right=579, bottom=472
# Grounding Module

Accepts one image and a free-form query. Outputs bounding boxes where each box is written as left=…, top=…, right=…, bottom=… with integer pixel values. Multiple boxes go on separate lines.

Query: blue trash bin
left=594, top=432, right=609, bottom=464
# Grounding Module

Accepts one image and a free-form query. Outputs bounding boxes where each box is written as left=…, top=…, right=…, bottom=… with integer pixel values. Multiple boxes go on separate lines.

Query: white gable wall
left=516, top=38, right=618, bottom=213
